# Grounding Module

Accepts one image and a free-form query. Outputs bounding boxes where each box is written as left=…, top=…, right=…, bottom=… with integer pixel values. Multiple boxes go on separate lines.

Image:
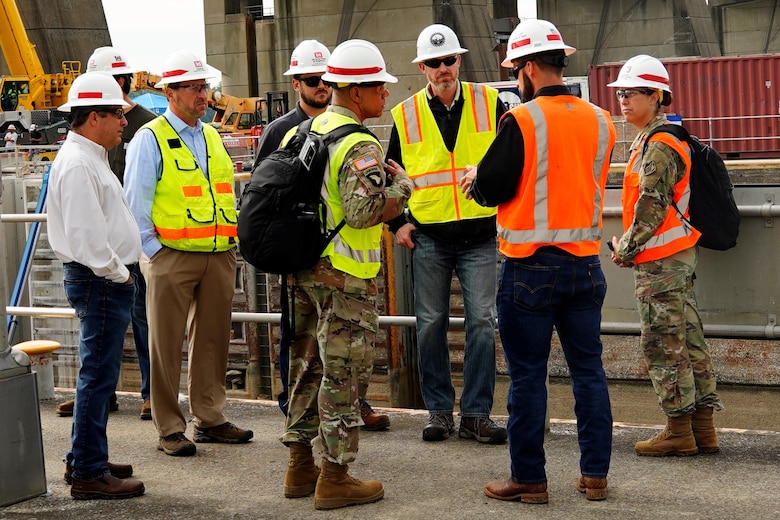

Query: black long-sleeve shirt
left=470, top=85, right=571, bottom=207
left=385, top=81, right=506, bottom=245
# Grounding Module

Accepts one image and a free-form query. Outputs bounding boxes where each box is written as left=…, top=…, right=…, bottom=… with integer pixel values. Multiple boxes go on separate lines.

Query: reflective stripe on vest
left=304, top=112, right=383, bottom=279
left=390, top=82, right=498, bottom=224
left=622, top=131, right=700, bottom=263
left=144, top=117, right=237, bottom=252
left=497, top=96, right=615, bottom=258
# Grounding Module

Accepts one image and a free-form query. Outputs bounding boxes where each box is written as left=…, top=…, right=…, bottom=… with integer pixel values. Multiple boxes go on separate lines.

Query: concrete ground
left=2, top=385, right=780, bottom=520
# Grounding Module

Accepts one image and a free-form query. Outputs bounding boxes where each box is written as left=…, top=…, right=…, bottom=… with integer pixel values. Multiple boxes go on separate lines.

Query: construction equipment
left=208, top=90, right=265, bottom=135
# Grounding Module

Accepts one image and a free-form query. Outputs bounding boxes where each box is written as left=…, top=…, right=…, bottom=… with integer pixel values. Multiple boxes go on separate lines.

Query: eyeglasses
left=615, top=88, right=655, bottom=100
left=511, top=59, right=535, bottom=79
left=171, top=83, right=210, bottom=94
left=295, top=75, right=327, bottom=88
left=95, top=107, right=125, bottom=119
left=354, top=81, right=386, bottom=89
left=422, top=55, right=458, bottom=69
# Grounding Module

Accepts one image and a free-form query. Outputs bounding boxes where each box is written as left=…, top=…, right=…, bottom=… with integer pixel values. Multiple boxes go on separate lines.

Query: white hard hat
left=502, top=19, right=576, bottom=67
left=321, top=39, right=397, bottom=84
left=8, top=124, right=15, bottom=130
left=285, top=40, right=330, bottom=75
left=87, top=46, right=136, bottom=75
left=58, top=72, right=131, bottom=112
left=29, top=124, right=36, bottom=130
left=154, top=49, right=214, bottom=88
left=607, top=54, right=673, bottom=105
left=412, top=24, right=468, bottom=63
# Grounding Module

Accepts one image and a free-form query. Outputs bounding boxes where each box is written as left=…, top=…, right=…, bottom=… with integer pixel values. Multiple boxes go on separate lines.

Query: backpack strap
left=641, top=123, right=693, bottom=225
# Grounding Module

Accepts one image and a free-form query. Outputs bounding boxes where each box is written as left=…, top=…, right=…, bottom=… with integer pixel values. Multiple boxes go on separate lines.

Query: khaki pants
left=141, top=247, right=236, bottom=437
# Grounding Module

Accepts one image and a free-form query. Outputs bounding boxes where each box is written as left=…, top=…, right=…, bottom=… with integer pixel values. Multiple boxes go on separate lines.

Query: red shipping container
left=589, top=54, right=780, bottom=158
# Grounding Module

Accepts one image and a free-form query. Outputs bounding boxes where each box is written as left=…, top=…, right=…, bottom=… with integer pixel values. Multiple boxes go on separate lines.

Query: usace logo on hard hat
left=314, top=51, right=323, bottom=59
left=194, top=60, right=204, bottom=69
left=430, top=32, right=446, bottom=47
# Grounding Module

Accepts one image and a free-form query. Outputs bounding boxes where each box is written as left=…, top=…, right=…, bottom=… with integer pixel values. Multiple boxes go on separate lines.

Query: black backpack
left=237, top=118, right=373, bottom=274
left=643, top=124, right=740, bottom=251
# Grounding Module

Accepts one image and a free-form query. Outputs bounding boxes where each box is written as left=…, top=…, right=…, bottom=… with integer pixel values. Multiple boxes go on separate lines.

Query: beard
left=521, top=72, right=535, bottom=103
left=430, top=78, right=457, bottom=95
left=301, top=89, right=331, bottom=109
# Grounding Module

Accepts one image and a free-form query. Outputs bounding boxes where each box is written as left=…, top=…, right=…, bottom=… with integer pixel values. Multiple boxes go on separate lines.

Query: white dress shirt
left=47, top=131, right=142, bottom=283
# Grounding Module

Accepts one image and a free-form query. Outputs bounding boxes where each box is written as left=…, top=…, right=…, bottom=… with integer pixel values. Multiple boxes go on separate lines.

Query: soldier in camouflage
left=279, top=39, right=413, bottom=511
left=608, top=55, right=723, bottom=457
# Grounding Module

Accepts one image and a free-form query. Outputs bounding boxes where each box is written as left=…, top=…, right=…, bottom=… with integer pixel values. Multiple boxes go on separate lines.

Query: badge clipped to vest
left=298, top=136, right=317, bottom=171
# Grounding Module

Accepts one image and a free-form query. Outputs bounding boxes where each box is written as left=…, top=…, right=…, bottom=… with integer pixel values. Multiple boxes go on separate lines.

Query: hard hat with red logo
left=502, top=19, right=576, bottom=67
left=154, top=49, right=214, bottom=88
left=284, top=40, right=330, bottom=75
left=412, top=24, right=468, bottom=63
left=58, top=72, right=131, bottom=112
left=87, top=46, right=136, bottom=75
left=607, top=54, right=673, bottom=106
left=321, top=39, right=397, bottom=84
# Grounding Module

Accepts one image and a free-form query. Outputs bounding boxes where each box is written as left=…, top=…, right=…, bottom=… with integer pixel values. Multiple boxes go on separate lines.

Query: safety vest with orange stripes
left=497, top=95, right=616, bottom=258
left=622, top=129, right=700, bottom=263
left=390, top=82, right=498, bottom=224
left=145, top=117, right=237, bottom=252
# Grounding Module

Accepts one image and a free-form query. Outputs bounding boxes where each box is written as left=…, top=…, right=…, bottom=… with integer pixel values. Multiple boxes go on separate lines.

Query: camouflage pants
left=280, top=283, right=377, bottom=464
left=634, top=247, right=723, bottom=417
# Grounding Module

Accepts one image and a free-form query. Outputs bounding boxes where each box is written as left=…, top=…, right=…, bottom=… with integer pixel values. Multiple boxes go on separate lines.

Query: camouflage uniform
left=616, top=114, right=723, bottom=417
left=281, top=106, right=413, bottom=464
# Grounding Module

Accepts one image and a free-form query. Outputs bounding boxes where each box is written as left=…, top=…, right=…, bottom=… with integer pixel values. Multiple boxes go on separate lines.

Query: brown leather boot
left=484, top=478, right=548, bottom=504
left=284, top=443, right=320, bottom=498
left=360, top=400, right=390, bottom=431
left=691, top=407, right=720, bottom=454
left=314, top=458, right=384, bottom=510
left=635, top=413, right=698, bottom=457
left=576, top=476, right=608, bottom=501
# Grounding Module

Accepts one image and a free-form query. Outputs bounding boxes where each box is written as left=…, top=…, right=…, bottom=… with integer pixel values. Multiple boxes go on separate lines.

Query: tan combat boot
left=691, top=407, right=720, bottom=454
left=635, top=413, right=698, bottom=457
left=284, top=443, right=320, bottom=498
left=313, top=458, right=384, bottom=510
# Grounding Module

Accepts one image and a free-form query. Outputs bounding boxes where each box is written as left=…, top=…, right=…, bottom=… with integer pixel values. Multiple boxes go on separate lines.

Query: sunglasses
left=95, top=107, right=125, bottom=119
left=296, top=75, right=327, bottom=88
left=422, top=55, right=458, bottom=69
left=511, top=59, right=535, bottom=79
left=615, top=88, right=655, bottom=100
left=170, top=83, right=210, bottom=94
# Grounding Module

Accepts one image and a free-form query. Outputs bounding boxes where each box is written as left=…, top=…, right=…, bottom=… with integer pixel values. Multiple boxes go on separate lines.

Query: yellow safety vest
left=305, top=112, right=383, bottom=279
left=390, top=82, right=498, bottom=224
left=144, top=116, right=237, bottom=252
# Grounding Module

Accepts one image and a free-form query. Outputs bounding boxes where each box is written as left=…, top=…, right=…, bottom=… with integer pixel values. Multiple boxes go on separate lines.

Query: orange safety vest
left=622, top=130, right=700, bottom=263
left=497, top=95, right=616, bottom=258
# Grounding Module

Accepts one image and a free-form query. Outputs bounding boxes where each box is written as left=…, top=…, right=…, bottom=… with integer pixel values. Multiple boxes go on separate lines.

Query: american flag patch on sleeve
left=354, top=154, right=379, bottom=171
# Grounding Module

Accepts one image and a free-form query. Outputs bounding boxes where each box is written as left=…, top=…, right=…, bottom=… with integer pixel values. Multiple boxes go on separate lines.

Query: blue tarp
left=133, top=92, right=168, bottom=115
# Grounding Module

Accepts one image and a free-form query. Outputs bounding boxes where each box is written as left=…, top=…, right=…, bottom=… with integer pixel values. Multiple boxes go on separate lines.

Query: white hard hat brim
left=58, top=97, right=131, bottom=112
left=154, top=72, right=214, bottom=89
left=411, top=48, right=468, bottom=64
left=500, top=45, right=576, bottom=68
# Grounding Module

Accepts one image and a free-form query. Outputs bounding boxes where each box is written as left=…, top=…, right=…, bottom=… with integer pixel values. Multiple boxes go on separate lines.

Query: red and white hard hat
left=87, top=46, right=136, bottom=75
left=321, top=39, right=397, bottom=84
left=607, top=54, right=673, bottom=105
left=154, top=50, right=214, bottom=88
left=58, top=72, right=131, bottom=112
left=502, top=19, right=576, bottom=67
left=284, top=40, right=330, bottom=75
left=412, top=24, right=468, bottom=63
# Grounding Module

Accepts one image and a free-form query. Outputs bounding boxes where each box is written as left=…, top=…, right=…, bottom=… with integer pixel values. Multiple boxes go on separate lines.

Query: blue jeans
left=412, top=233, right=497, bottom=416
left=130, top=264, right=151, bottom=401
left=497, top=247, right=612, bottom=484
left=64, top=262, right=134, bottom=481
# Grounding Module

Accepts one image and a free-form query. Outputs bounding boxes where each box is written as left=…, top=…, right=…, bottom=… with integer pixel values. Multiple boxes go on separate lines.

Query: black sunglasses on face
left=295, top=75, right=327, bottom=88
left=422, top=55, right=458, bottom=69
left=511, top=59, right=535, bottom=79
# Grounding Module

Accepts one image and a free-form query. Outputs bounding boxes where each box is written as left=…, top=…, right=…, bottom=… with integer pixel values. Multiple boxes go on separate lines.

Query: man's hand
left=459, top=165, right=477, bottom=200
left=609, top=236, right=633, bottom=268
left=384, top=158, right=405, bottom=181
left=395, top=222, right=416, bottom=250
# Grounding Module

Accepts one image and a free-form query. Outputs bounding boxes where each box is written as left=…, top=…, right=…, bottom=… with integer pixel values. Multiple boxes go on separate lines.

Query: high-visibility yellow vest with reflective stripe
left=497, top=96, right=615, bottom=258
left=307, top=112, right=383, bottom=279
left=390, top=82, right=498, bottom=224
left=144, top=116, right=237, bottom=252
left=622, top=131, right=700, bottom=263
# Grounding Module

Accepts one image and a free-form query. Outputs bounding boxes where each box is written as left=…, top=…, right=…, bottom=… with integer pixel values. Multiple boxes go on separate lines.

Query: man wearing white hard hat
left=56, top=46, right=158, bottom=422
left=252, top=39, right=333, bottom=168
left=124, top=50, right=253, bottom=457
left=461, top=18, right=615, bottom=503
left=47, top=71, right=145, bottom=500
left=3, top=123, right=17, bottom=148
left=386, top=23, right=507, bottom=445
left=279, top=39, right=413, bottom=510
